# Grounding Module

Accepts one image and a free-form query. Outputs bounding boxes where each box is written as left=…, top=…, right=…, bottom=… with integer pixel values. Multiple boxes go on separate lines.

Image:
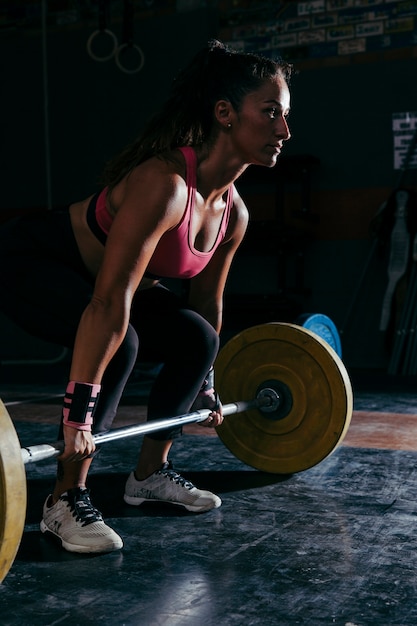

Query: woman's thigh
left=130, top=285, right=219, bottom=431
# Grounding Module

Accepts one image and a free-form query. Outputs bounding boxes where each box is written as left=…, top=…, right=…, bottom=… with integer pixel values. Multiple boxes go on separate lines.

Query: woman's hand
left=191, top=390, right=224, bottom=429
left=204, top=404, right=223, bottom=428
left=58, top=425, right=96, bottom=462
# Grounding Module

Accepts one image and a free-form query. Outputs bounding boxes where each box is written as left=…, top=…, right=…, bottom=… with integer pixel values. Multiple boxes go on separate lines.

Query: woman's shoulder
left=111, top=151, right=189, bottom=219
left=132, top=149, right=188, bottom=182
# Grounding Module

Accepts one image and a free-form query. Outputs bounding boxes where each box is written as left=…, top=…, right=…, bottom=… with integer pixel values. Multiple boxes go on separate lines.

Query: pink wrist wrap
left=62, top=381, right=101, bottom=431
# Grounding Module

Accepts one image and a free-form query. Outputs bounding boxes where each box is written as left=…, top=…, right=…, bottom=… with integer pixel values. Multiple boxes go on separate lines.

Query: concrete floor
left=1, top=369, right=417, bottom=626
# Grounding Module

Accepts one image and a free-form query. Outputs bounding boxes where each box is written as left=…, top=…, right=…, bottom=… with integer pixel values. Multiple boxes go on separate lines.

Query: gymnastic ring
left=86, top=29, right=118, bottom=62
left=115, top=43, right=145, bottom=74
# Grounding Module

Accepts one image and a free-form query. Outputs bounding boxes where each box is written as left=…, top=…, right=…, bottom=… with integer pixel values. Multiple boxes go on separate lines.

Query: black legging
left=0, top=208, right=219, bottom=440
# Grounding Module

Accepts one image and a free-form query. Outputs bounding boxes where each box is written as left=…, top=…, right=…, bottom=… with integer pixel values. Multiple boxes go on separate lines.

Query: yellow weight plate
left=0, top=399, right=26, bottom=584
left=215, top=323, right=353, bottom=474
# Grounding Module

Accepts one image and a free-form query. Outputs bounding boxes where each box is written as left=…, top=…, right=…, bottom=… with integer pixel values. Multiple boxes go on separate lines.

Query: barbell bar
left=1, top=322, right=353, bottom=585
left=20, top=391, right=279, bottom=465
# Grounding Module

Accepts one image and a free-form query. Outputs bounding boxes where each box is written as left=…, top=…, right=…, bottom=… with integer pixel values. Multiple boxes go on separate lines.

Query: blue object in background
left=295, top=313, right=342, bottom=358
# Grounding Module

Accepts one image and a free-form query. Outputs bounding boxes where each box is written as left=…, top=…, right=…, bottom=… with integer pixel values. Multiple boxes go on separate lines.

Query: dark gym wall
left=1, top=8, right=218, bottom=211
left=1, top=2, right=416, bottom=372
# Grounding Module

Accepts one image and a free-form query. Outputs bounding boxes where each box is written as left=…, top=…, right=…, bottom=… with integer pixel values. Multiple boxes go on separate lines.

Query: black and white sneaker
left=40, top=487, right=123, bottom=554
left=124, top=461, right=221, bottom=512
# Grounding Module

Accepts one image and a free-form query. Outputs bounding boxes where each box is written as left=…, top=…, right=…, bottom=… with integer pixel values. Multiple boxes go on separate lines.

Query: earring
left=227, top=122, right=232, bottom=128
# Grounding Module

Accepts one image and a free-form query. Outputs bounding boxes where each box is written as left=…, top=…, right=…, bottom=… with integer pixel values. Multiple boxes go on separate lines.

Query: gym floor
left=1, top=365, right=417, bottom=626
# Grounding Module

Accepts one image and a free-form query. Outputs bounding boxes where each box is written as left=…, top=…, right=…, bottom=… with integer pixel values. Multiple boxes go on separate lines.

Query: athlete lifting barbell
left=0, top=40, right=351, bottom=582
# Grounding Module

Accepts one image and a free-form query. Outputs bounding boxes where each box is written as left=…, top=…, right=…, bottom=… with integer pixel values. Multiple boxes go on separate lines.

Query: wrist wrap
left=62, top=381, right=101, bottom=432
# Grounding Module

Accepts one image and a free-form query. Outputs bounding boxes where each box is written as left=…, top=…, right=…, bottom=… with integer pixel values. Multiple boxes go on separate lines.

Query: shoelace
left=65, top=489, right=103, bottom=526
left=158, top=464, right=194, bottom=490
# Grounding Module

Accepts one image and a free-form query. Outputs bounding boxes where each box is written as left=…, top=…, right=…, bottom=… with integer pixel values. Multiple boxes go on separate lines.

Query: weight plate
left=215, top=323, right=353, bottom=474
left=295, top=313, right=342, bottom=358
left=0, top=399, right=26, bottom=584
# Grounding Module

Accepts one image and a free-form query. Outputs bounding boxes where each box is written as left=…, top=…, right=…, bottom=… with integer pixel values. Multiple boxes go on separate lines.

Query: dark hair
left=101, top=40, right=293, bottom=188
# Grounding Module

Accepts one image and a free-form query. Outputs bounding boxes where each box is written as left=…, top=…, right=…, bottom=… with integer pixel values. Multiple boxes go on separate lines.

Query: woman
left=0, top=40, right=292, bottom=554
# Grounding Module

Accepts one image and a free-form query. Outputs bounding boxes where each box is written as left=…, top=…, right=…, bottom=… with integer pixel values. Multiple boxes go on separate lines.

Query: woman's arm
left=186, top=192, right=248, bottom=428
left=70, top=160, right=186, bottom=382
left=60, top=160, right=186, bottom=460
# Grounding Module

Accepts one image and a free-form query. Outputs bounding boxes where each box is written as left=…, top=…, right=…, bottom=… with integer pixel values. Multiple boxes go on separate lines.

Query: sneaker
left=40, top=487, right=123, bottom=554
left=124, top=461, right=221, bottom=513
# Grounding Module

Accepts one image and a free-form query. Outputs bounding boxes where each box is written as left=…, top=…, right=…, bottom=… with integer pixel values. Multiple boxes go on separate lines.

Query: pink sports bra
left=86, top=147, right=234, bottom=279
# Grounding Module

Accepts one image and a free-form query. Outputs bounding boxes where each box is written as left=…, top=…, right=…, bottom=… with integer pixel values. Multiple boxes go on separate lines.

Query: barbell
left=0, top=322, right=353, bottom=584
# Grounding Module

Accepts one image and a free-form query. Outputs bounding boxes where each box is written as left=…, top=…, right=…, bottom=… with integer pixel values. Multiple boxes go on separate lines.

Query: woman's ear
left=214, top=100, right=233, bottom=129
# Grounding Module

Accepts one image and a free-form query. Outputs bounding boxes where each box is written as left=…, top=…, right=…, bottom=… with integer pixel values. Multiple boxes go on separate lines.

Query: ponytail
left=100, top=40, right=292, bottom=188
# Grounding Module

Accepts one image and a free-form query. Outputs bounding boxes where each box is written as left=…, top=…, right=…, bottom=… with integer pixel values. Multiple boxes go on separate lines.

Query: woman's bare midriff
left=69, top=197, right=159, bottom=290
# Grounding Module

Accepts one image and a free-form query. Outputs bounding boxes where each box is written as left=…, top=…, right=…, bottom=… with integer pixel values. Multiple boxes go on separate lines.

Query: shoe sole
left=123, top=493, right=221, bottom=513
left=40, top=519, right=123, bottom=554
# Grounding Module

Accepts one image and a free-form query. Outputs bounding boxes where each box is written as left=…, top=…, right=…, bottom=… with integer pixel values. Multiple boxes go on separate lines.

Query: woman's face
left=231, top=76, right=291, bottom=168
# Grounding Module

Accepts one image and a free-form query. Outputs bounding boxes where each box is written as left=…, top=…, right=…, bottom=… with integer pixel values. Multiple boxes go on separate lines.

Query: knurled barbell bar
left=0, top=322, right=353, bottom=584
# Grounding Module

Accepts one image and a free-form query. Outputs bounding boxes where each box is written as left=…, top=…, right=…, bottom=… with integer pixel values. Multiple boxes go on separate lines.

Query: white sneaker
left=124, top=461, right=222, bottom=513
left=40, top=488, right=123, bottom=554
